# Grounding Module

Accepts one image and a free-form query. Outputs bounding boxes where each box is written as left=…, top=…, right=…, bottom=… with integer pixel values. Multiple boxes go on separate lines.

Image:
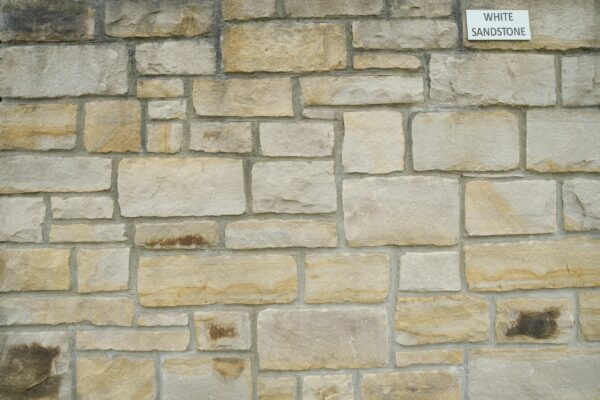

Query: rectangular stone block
left=135, top=221, right=219, bottom=249
left=222, top=0, right=276, bottom=20
left=465, top=237, right=600, bottom=291
left=136, top=40, right=215, bottom=75
left=49, top=223, right=127, bottom=243
left=223, top=22, right=346, bottom=72
left=257, top=307, right=388, bottom=370
left=146, top=122, right=184, bottom=153
left=353, top=53, right=421, bottom=70
left=77, top=329, right=189, bottom=351
left=260, top=376, right=297, bottom=400
left=76, top=247, right=130, bottom=293
left=580, top=292, right=600, bottom=341
left=399, top=252, right=461, bottom=292
left=343, top=177, right=459, bottom=246
left=118, top=157, right=245, bottom=217
left=138, top=312, right=189, bottom=327
left=52, top=196, right=114, bottom=219
left=84, top=100, right=142, bottom=153
left=138, top=254, right=297, bottom=306
left=563, top=179, right=600, bottom=231
left=260, top=122, right=334, bottom=157
left=286, top=0, right=383, bottom=17
left=0, top=248, right=70, bottom=292
left=190, top=122, right=253, bottom=153
left=361, top=370, right=461, bottom=400
left=194, top=311, right=251, bottom=350
left=562, top=55, right=600, bottom=106
left=391, top=0, right=453, bottom=17
left=148, top=100, right=187, bottom=120
left=137, top=78, right=184, bottom=98
left=353, top=20, right=457, bottom=49
left=0, top=197, right=45, bottom=243
left=395, top=349, right=464, bottom=367
left=303, top=375, right=353, bottom=400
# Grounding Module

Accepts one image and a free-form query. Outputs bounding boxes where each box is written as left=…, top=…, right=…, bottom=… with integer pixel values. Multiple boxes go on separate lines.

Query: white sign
left=466, top=10, right=531, bottom=41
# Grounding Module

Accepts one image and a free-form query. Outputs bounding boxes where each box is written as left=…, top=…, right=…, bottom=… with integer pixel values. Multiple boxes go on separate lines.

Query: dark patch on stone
left=144, top=234, right=210, bottom=248
left=505, top=308, right=560, bottom=339
left=208, top=325, right=237, bottom=340
left=212, top=358, right=245, bottom=379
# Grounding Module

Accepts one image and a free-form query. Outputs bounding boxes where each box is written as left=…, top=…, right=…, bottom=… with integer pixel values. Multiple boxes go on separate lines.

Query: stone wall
left=1, top=0, right=599, bottom=399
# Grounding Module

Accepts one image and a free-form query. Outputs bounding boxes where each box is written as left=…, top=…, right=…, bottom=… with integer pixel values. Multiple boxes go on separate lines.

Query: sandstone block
left=77, top=329, right=189, bottom=351
left=361, top=370, right=461, bottom=400
left=137, top=78, right=185, bottom=98
left=136, top=40, right=215, bottom=75
left=259, top=376, right=297, bottom=400
left=222, top=0, right=276, bottom=20
left=84, top=100, right=141, bottom=153
left=395, top=349, right=464, bottom=367
left=562, top=55, right=600, bottom=106
left=0, top=197, right=45, bottom=242
left=563, top=179, right=600, bottom=231
left=138, top=312, right=188, bottom=327
left=0, top=248, right=70, bottom=292
left=52, top=196, right=114, bottom=219
left=190, top=122, right=253, bottom=153
left=194, top=311, right=251, bottom=350
left=135, top=221, right=219, bottom=249
left=148, top=100, right=187, bottom=120
left=399, top=252, right=461, bottom=292
left=286, top=0, right=383, bottom=17
left=146, top=122, right=184, bottom=153
left=580, top=292, right=600, bottom=341
left=260, top=122, right=334, bottom=157
left=353, top=20, right=457, bottom=49
left=49, top=223, right=127, bottom=242
left=353, top=53, right=421, bottom=70
left=302, top=109, right=336, bottom=120
left=76, top=247, right=130, bottom=293
left=391, top=0, right=453, bottom=17
left=303, top=375, right=353, bottom=400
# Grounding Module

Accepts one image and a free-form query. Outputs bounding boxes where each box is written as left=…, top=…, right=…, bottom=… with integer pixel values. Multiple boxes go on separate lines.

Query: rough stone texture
left=190, top=122, right=253, bottom=153
left=77, top=356, right=156, bottom=400
left=138, top=254, right=297, bottom=306
left=76, top=248, right=130, bottom=293
left=304, top=253, right=389, bottom=303
left=148, top=100, right=187, bottom=120
left=136, top=40, right=215, bottom=75
left=527, top=110, right=600, bottom=173
left=84, top=100, right=141, bottom=153
left=286, top=0, right=383, bottom=17
left=580, top=292, right=600, bottom=341
left=353, top=20, right=457, bottom=50
left=252, top=161, right=336, bottom=214
left=361, top=370, right=461, bottom=400
left=105, top=0, right=213, bottom=38
left=302, top=375, right=353, bottom=400
left=0, top=103, right=77, bottom=150
left=223, top=22, right=346, bottom=72
left=302, top=109, right=336, bottom=120
left=194, top=311, right=251, bottom=350
left=395, top=295, right=489, bottom=345
left=118, top=157, right=245, bottom=217
left=469, top=348, right=600, bottom=400
left=465, top=237, right=600, bottom=291
left=465, top=180, right=557, bottom=235
left=223, top=0, right=277, bottom=20
left=391, top=0, right=453, bottom=17
left=146, top=122, right=184, bottom=153
left=259, top=377, right=297, bottom=400
left=563, top=179, right=600, bottom=231
left=138, top=312, right=188, bottom=327
left=260, top=122, right=334, bottom=157
left=193, top=78, right=293, bottom=117
left=342, top=111, right=404, bottom=173
left=135, top=221, right=219, bottom=249
left=412, top=112, right=519, bottom=171
left=137, top=78, right=185, bottom=98
left=49, top=223, right=127, bottom=243
left=344, top=177, right=459, bottom=246
left=562, top=55, right=600, bottom=106
left=430, top=53, right=556, bottom=106
left=399, top=252, right=461, bottom=292
left=0, top=45, right=128, bottom=98
left=77, top=329, right=190, bottom=351
left=225, top=219, right=337, bottom=249
left=52, top=196, right=114, bottom=219
left=0, top=197, right=45, bottom=243
left=395, top=349, right=464, bottom=368
left=353, top=53, right=421, bottom=70
left=257, top=307, right=388, bottom=370
left=0, top=248, right=70, bottom=292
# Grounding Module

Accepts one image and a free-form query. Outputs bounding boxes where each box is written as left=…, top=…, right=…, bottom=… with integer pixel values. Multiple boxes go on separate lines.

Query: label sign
left=466, top=10, right=531, bottom=41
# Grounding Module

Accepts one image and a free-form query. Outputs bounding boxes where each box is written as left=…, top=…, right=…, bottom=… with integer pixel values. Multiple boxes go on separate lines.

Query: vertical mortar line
left=555, top=178, right=565, bottom=233
left=252, top=121, right=261, bottom=154
left=387, top=251, right=400, bottom=367
left=454, top=0, right=464, bottom=51
left=243, top=158, right=254, bottom=216
left=155, top=353, right=162, bottom=400
left=42, top=195, right=53, bottom=243
left=296, top=253, right=306, bottom=304
left=458, top=176, right=470, bottom=400
left=555, top=55, right=562, bottom=108
left=291, top=77, right=303, bottom=120
left=383, top=0, right=392, bottom=19
left=141, top=100, right=149, bottom=153
left=404, top=110, right=415, bottom=174
left=188, top=310, right=198, bottom=351
left=574, top=289, right=582, bottom=344
left=251, top=310, right=259, bottom=400
left=70, top=247, right=78, bottom=294
left=517, top=110, right=527, bottom=171
left=489, top=295, right=497, bottom=345
left=71, top=327, right=78, bottom=400
left=94, top=0, right=107, bottom=41
left=333, top=112, right=347, bottom=249
left=275, top=0, right=286, bottom=18
left=183, top=78, right=194, bottom=153
left=214, top=0, right=224, bottom=77
left=354, top=369, right=362, bottom=400
left=345, top=21, right=354, bottom=70
left=422, top=52, right=432, bottom=106
left=75, top=99, right=87, bottom=151
left=127, top=44, right=137, bottom=97
left=296, top=375, right=302, bottom=400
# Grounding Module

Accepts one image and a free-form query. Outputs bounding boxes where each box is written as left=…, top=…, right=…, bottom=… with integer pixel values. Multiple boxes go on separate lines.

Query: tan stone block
left=135, top=221, right=219, bottom=249
left=361, top=370, right=461, bottom=400
left=0, top=248, right=70, bottom=292
left=190, top=122, right=253, bottom=153
left=399, top=252, right=461, bottom=292
left=76, top=247, right=130, bottom=293
left=259, top=377, right=297, bottom=400
left=303, top=375, right=353, bottom=400
left=395, top=349, right=464, bottom=367
left=223, top=0, right=277, bottom=20
left=563, top=179, right=600, bottom=231
left=77, top=329, right=189, bottom=351
left=52, top=196, right=114, bottom=219
left=353, top=53, right=421, bottom=70
left=580, top=292, right=600, bottom=341
left=136, top=40, right=215, bottom=75
left=391, top=0, right=453, bottom=17
left=353, top=20, right=457, bottom=49
left=260, top=122, right=334, bottom=157
left=562, top=55, right=600, bottom=106
left=302, top=109, right=336, bottom=120
left=286, top=0, right=383, bottom=17
left=84, top=100, right=141, bottom=153
left=148, top=100, right=187, bottom=120
left=138, top=312, right=189, bottom=327
left=137, top=78, right=184, bottom=98
left=146, top=122, right=183, bottom=153
left=49, top=223, right=127, bottom=243
left=194, top=311, right=251, bottom=350
left=0, top=197, right=45, bottom=242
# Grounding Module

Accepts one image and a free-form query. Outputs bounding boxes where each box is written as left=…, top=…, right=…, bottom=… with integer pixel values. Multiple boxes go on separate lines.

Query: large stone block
left=76, top=248, right=130, bottom=293
left=563, top=179, right=600, bottom=231
left=353, top=20, right=457, bottom=49
left=260, top=122, right=334, bottom=157
left=0, top=248, right=70, bottom=292
left=399, top=252, right=461, bottom=292
left=361, top=370, right=461, bottom=400
left=222, top=0, right=276, bottom=20
left=190, top=122, right=253, bottom=153
left=136, top=40, right=215, bottom=75
left=0, top=197, right=45, bottom=243
left=77, top=329, right=189, bottom=351
left=135, top=221, right=219, bottom=249
left=51, top=196, right=114, bottom=219
left=580, top=292, right=600, bottom=341
left=562, top=55, right=600, bottom=106
left=391, top=0, right=453, bottom=17
left=84, top=100, right=141, bottom=153
left=285, top=0, right=383, bottom=17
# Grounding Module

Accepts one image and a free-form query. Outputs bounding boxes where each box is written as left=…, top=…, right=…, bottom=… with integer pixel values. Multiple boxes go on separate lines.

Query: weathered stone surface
left=257, top=307, right=388, bottom=370
left=76, top=248, right=130, bottom=293
left=0, top=103, right=77, bottom=150
left=77, top=329, right=189, bottom=351
left=395, top=349, right=464, bottom=367
left=259, top=377, right=296, bottom=400
left=399, top=252, right=461, bottom=292
left=0, top=45, right=128, bottom=98
left=302, top=109, right=336, bottom=120
left=136, top=40, right=215, bottom=75
left=146, top=122, right=183, bottom=153
left=190, top=122, right=253, bottom=153
left=194, top=78, right=293, bottom=117
left=303, top=375, right=353, bottom=400
left=465, top=237, right=600, bottom=291
left=252, top=161, right=336, bottom=214
left=49, top=223, right=127, bottom=242
left=495, top=297, right=574, bottom=343
left=223, top=22, right=346, bottom=72
left=118, top=157, right=245, bottom=217
left=226, top=219, right=337, bottom=249
left=361, top=370, right=461, bottom=400
left=223, top=0, right=276, bottom=20
left=138, top=312, right=188, bottom=327
left=469, top=348, right=600, bottom=400
left=137, top=78, right=185, bottom=98
left=52, top=196, right=114, bottom=219
left=138, top=254, right=297, bottom=306
left=135, top=221, right=219, bottom=249
left=260, top=122, right=334, bottom=157
left=301, top=75, right=423, bottom=106
left=77, top=356, right=156, bottom=400
left=391, top=0, right=453, bottom=17
left=304, top=253, right=389, bottom=303
left=430, top=53, right=556, bottom=106
left=395, top=295, right=489, bottom=345
left=105, top=0, right=213, bottom=38
left=342, top=111, right=404, bottom=173
left=0, top=296, right=134, bottom=326
left=0, top=197, right=45, bottom=242
left=162, top=357, right=252, bottom=400
left=0, top=248, right=70, bottom=292
left=580, top=292, right=600, bottom=341
left=412, top=112, right=519, bottom=171
left=563, top=179, right=600, bottom=231
left=344, top=177, right=459, bottom=246
left=562, top=55, right=600, bottom=106
left=148, top=100, right=187, bottom=120
left=194, top=311, right=251, bottom=350
left=84, top=100, right=141, bottom=153
left=353, top=53, right=421, bottom=70
left=286, top=0, right=383, bottom=17
left=353, top=20, right=457, bottom=49
left=0, top=156, right=112, bottom=194
left=465, top=180, right=557, bottom=235
left=527, top=110, right=600, bottom=172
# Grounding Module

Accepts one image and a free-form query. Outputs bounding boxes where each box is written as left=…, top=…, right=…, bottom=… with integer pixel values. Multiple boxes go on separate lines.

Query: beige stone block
left=259, top=377, right=297, bottom=400
left=223, top=0, right=277, bottom=20
left=260, top=122, right=334, bottom=157
left=136, top=40, right=215, bottom=75
left=77, top=329, right=190, bottom=351
left=302, top=375, right=353, bottom=400
left=563, top=179, right=600, bottom=231
left=580, top=292, right=600, bottom=341
left=399, top=252, right=461, bottom=292
left=286, top=0, right=383, bottom=17
left=148, top=100, right=187, bottom=120
left=395, top=349, right=464, bottom=367
left=137, top=78, right=185, bottom=98
left=194, top=311, right=251, bottom=350
left=138, top=312, right=189, bottom=327
left=361, top=370, right=461, bottom=400
left=49, top=223, right=127, bottom=242
left=302, top=109, right=336, bottom=120
left=0, top=197, right=45, bottom=242
left=190, top=122, right=253, bottom=153
left=353, top=20, right=457, bottom=49
left=52, top=196, right=113, bottom=219
left=146, top=121, right=183, bottom=153
left=391, top=0, right=453, bottom=17
left=353, top=53, right=421, bottom=70
left=562, top=55, right=600, bottom=106
left=76, top=247, right=129, bottom=293
left=0, top=248, right=70, bottom=292
left=84, top=100, right=141, bottom=153
left=135, top=221, right=219, bottom=249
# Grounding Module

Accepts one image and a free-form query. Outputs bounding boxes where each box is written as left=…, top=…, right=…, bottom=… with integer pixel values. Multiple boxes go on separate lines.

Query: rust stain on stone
left=212, top=358, right=245, bottom=379
left=208, top=325, right=237, bottom=340
left=506, top=308, right=560, bottom=339
left=144, top=234, right=209, bottom=248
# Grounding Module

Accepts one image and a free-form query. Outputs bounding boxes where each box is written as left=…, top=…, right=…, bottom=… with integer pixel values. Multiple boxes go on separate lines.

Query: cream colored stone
left=77, top=329, right=190, bottom=351
left=76, top=247, right=130, bottom=293
left=303, top=375, right=353, bottom=400
left=135, top=221, right=219, bottom=249
left=223, top=22, right=346, bottom=72
left=527, top=110, right=600, bottom=172
left=0, top=103, right=77, bottom=150
left=562, top=55, right=600, bottom=106
left=252, top=161, right=336, bottom=214
left=301, top=75, right=423, bottom=106
left=258, top=307, right=388, bottom=370
left=49, top=223, right=127, bottom=242
left=52, top=196, right=114, bottom=219
left=148, top=100, right=187, bottom=119
left=0, top=248, right=70, bottom=292
left=353, top=20, right=457, bottom=49
left=136, top=40, right=215, bottom=75
left=563, top=179, right=600, bottom=231
left=223, top=0, right=276, bottom=20
left=465, top=180, right=557, bottom=235
left=391, top=0, right=453, bottom=17
left=260, top=122, right=334, bottom=157
left=84, top=100, right=141, bottom=153
left=138, top=254, right=297, bottom=306
left=225, top=219, right=337, bottom=249
left=286, top=0, right=383, bottom=17
left=430, top=53, right=556, bottom=106
left=138, top=312, right=189, bottom=327
left=302, top=109, right=336, bottom=119
left=194, top=78, right=293, bottom=117
left=412, top=112, right=519, bottom=171
left=395, top=349, right=464, bottom=367
left=465, top=237, right=600, bottom=291
left=353, top=53, right=421, bottom=70
left=342, top=111, right=404, bottom=173
left=580, top=292, right=600, bottom=341
left=259, top=377, right=297, bottom=400
left=146, top=121, right=183, bottom=153
left=399, top=252, right=461, bottom=292
left=0, top=197, right=45, bottom=242
left=194, top=311, right=251, bottom=350
left=77, top=356, right=156, bottom=400
left=395, top=295, right=489, bottom=345
left=137, top=78, right=184, bottom=98
left=190, top=122, right=253, bottom=153
left=0, top=296, right=135, bottom=326
left=361, top=370, right=461, bottom=400
left=343, top=177, right=459, bottom=246
left=304, top=253, right=389, bottom=303
left=118, top=157, right=245, bottom=217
